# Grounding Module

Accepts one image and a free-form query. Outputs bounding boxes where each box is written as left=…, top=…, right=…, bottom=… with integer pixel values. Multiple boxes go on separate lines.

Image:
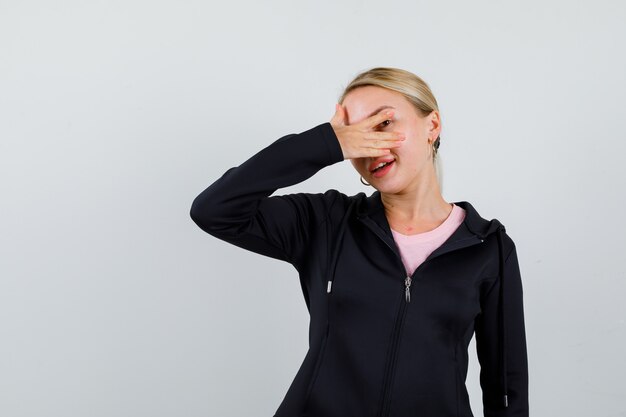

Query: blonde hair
left=338, top=67, right=443, bottom=189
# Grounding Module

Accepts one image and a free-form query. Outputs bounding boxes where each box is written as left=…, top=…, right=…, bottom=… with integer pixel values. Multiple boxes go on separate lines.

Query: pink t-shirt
left=390, top=204, right=466, bottom=277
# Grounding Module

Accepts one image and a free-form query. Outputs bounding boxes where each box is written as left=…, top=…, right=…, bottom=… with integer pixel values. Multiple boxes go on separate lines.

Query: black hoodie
left=190, top=122, right=529, bottom=417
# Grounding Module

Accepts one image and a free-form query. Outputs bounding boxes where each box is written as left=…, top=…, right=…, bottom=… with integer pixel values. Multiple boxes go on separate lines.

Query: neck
left=380, top=166, right=451, bottom=224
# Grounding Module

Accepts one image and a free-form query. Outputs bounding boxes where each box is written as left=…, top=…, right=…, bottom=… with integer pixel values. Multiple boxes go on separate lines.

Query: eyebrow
left=367, top=105, right=395, bottom=118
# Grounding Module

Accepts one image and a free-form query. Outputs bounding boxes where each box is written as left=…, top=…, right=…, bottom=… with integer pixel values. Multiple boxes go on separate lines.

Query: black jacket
left=190, top=122, right=529, bottom=417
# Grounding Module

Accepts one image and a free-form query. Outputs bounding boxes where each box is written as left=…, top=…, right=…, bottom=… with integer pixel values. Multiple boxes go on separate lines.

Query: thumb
left=330, top=103, right=346, bottom=126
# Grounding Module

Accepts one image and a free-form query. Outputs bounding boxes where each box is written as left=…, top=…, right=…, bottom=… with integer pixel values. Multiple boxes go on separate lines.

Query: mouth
left=368, top=157, right=396, bottom=178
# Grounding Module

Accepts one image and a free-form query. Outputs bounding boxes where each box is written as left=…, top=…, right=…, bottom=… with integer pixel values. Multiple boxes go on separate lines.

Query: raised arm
left=190, top=122, right=344, bottom=266
left=189, top=106, right=405, bottom=267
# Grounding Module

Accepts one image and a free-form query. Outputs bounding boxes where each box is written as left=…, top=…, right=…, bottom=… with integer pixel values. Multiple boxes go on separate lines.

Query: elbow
left=189, top=193, right=215, bottom=232
left=189, top=192, right=238, bottom=237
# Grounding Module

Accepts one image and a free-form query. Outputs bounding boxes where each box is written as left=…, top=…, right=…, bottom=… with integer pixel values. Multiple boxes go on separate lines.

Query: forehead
left=342, top=86, right=410, bottom=125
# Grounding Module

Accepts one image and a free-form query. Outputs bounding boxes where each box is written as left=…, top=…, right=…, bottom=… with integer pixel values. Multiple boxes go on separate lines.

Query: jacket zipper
left=380, top=287, right=409, bottom=417
left=404, top=276, right=412, bottom=303
left=375, top=235, right=415, bottom=417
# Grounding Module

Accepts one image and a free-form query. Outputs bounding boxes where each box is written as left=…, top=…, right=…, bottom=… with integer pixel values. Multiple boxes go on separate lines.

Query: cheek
left=397, top=136, right=420, bottom=157
left=350, top=158, right=365, bottom=174
left=403, top=127, right=427, bottom=152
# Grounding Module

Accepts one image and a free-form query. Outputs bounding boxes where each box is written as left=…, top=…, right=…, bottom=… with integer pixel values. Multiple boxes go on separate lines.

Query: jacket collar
left=355, top=190, right=503, bottom=240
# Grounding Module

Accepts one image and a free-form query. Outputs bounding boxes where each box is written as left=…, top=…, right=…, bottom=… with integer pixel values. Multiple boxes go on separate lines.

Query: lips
left=367, top=156, right=397, bottom=179
left=368, top=156, right=396, bottom=173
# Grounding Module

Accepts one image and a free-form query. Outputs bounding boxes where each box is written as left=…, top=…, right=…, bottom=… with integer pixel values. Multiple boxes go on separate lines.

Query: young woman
left=190, top=67, right=529, bottom=417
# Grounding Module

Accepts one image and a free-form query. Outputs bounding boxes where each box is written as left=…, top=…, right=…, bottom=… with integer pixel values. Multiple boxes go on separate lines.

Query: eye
left=378, top=119, right=392, bottom=129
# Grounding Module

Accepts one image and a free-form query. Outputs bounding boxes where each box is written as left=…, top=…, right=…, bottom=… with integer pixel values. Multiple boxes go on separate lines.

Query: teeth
left=374, top=161, right=392, bottom=171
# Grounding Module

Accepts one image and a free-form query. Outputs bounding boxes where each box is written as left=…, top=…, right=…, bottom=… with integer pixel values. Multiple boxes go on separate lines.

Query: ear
left=427, top=110, right=441, bottom=138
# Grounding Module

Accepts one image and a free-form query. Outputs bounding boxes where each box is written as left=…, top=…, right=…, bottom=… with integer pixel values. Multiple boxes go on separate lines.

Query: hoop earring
left=428, top=136, right=441, bottom=159
left=360, top=176, right=371, bottom=186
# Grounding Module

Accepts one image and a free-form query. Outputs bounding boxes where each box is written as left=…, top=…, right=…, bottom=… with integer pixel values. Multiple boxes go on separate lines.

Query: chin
left=372, top=179, right=407, bottom=195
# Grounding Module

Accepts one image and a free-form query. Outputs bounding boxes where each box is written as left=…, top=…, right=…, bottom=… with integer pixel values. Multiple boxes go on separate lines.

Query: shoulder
left=279, top=189, right=365, bottom=226
left=322, top=189, right=369, bottom=220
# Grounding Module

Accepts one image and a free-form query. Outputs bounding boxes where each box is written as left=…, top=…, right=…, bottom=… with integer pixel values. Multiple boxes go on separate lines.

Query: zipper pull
left=405, top=276, right=412, bottom=302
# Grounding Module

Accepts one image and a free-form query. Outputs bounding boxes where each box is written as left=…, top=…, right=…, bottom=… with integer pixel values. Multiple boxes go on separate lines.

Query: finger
left=364, top=148, right=392, bottom=157
left=351, top=149, right=391, bottom=160
left=330, top=103, right=346, bottom=126
left=330, top=104, right=341, bottom=124
left=361, top=108, right=395, bottom=128
left=364, top=131, right=405, bottom=141
left=362, top=139, right=404, bottom=150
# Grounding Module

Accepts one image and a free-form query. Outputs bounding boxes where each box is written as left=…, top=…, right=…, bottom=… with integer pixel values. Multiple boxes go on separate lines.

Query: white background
left=1, top=1, right=625, bottom=416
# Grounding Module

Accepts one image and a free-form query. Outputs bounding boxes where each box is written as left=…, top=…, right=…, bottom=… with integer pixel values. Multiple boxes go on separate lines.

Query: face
left=341, top=85, right=441, bottom=194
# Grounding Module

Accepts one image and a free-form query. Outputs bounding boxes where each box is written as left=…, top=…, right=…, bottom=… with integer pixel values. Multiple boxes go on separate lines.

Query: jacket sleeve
left=475, top=240, right=529, bottom=417
left=189, top=122, right=345, bottom=268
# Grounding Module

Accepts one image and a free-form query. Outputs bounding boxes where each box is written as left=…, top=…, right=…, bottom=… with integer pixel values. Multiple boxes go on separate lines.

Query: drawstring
left=496, top=225, right=509, bottom=408
left=327, top=205, right=354, bottom=294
